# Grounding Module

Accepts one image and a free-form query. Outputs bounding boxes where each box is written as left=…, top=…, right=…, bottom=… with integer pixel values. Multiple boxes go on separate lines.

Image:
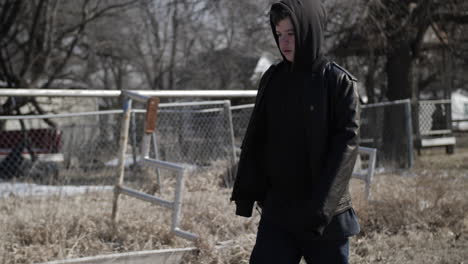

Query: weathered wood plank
left=37, top=248, right=198, bottom=264
left=420, top=137, right=456, bottom=147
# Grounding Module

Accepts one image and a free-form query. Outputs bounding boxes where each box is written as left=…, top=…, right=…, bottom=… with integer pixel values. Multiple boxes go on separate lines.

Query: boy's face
left=275, top=17, right=295, bottom=62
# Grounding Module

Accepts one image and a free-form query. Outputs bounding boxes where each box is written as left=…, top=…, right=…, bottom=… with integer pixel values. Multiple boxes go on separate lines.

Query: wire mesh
left=361, top=101, right=412, bottom=170
left=128, top=101, right=237, bottom=188
left=0, top=112, right=122, bottom=185
left=0, top=99, right=414, bottom=188
left=133, top=102, right=235, bottom=167
left=0, top=101, right=240, bottom=190
left=418, top=100, right=452, bottom=135
left=229, top=102, right=413, bottom=171
left=231, top=104, right=254, bottom=148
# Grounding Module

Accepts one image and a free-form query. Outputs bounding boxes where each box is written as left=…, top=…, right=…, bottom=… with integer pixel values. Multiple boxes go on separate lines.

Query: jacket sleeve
left=239, top=65, right=276, bottom=150
left=231, top=65, right=276, bottom=218
left=307, top=71, right=360, bottom=235
left=235, top=200, right=255, bottom=217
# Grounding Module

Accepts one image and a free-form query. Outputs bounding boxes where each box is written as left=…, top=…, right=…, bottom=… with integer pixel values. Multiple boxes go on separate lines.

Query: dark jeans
left=250, top=217, right=350, bottom=264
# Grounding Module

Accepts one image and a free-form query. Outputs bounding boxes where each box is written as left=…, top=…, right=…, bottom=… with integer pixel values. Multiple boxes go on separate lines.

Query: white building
left=452, top=89, right=468, bottom=131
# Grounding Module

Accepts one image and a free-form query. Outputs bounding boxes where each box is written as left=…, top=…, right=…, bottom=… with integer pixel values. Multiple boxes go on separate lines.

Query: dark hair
left=270, top=3, right=291, bottom=26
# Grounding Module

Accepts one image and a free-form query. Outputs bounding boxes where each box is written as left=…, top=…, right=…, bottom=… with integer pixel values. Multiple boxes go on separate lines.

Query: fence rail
left=0, top=89, right=257, bottom=98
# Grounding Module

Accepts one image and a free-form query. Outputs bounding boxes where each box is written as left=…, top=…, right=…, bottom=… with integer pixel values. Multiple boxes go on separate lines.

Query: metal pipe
left=224, top=100, right=237, bottom=187
left=0, top=89, right=120, bottom=97
left=141, top=134, right=152, bottom=158
left=142, top=158, right=185, bottom=171
left=119, top=186, right=174, bottom=209
left=152, top=132, right=162, bottom=192
left=362, top=99, right=411, bottom=108
left=130, top=112, right=138, bottom=170
left=173, top=228, right=198, bottom=241
left=122, top=90, right=150, bottom=102
left=171, top=170, right=198, bottom=241
left=230, top=104, right=254, bottom=110
left=352, top=173, right=367, bottom=181
left=358, top=146, right=377, bottom=153
left=157, top=100, right=227, bottom=108
left=172, top=170, right=184, bottom=231
left=142, top=108, right=224, bottom=114
left=0, top=110, right=124, bottom=120
left=404, top=102, right=414, bottom=169
left=0, top=89, right=258, bottom=98
left=365, top=148, right=377, bottom=200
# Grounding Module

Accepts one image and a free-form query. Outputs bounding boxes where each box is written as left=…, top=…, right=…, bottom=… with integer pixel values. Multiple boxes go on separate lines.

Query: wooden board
left=145, top=97, right=160, bottom=134
left=37, top=248, right=197, bottom=264
left=420, top=137, right=456, bottom=147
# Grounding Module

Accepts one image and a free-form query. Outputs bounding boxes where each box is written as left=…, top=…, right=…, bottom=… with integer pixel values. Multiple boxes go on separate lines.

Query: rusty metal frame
left=112, top=91, right=198, bottom=241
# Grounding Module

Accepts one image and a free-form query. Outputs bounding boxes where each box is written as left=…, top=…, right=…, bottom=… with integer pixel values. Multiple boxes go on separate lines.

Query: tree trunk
left=382, top=42, right=413, bottom=169
left=364, top=53, right=378, bottom=104
left=168, top=0, right=179, bottom=91
left=386, top=43, right=413, bottom=101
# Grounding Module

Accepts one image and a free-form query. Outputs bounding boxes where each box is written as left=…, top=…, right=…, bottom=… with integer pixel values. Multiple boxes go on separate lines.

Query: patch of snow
left=105, top=155, right=198, bottom=172
left=0, top=182, right=112, bottom=198
left=105, top=155, right=141, bottom=167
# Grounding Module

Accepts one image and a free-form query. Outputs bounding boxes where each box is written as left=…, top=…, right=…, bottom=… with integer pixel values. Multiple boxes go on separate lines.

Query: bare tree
left=0, top=0, right=140, bottom=117
left=328, top=0, right=468, bottom=102
left=324, top=0, right=468, bottom=167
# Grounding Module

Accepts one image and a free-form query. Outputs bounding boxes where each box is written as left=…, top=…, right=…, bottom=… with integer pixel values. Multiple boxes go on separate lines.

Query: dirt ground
left=0, top=143, right=467, bottom=264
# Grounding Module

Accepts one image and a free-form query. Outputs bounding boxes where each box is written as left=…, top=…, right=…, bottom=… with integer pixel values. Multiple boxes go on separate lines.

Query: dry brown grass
left=1, top=150, right=467, bottom=264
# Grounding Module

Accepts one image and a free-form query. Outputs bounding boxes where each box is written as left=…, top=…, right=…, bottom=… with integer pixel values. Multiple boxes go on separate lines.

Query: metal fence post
left=130, top=111, right=138, bottom=170
left=223, top=100, right=237, bottom=187
left=404, top=100, right=414, bottom=168
left=152, top=132, right=162, bottom=192
left=111, top=98, right=133, bottom=222
left=366, top=148, right=377, bottom=200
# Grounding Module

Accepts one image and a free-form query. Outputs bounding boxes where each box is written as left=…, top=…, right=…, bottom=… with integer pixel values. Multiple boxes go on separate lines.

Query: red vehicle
left=0, top=129, right=62, bottom=159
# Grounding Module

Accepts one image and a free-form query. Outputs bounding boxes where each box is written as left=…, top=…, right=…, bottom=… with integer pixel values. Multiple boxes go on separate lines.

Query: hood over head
left=270, top=0, right=327, bottom=72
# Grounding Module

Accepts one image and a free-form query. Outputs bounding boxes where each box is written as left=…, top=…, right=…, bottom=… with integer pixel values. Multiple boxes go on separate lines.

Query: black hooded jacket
left=231, top=0, right=360, bottom=236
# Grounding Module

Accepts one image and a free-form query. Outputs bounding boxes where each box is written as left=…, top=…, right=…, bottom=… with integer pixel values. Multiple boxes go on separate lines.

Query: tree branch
left=435, top=12, right=468, bottom=24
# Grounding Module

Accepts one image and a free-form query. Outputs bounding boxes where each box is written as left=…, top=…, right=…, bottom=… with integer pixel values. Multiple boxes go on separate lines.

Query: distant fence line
left=5, top=90, right=451, bottom=182
left=0, top=96, right=415, bottom=184
left=0, top=100, right=240, bottom=184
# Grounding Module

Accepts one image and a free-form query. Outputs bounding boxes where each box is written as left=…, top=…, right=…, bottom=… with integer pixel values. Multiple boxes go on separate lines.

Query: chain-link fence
left=360, top=100, right=413, bottom=170
left=229, top=100, right=415, bottom=171
left=133, top=101, right=235, bottom=167
left=130, top=101, right=237, bottom=187
left=417, top=100, right=452, bottom=136
left=414, top=99, right=455, bottom=154
left=0, top=111, right=122, bottom=185
left=231, top=104, right=254, bottom=148
left=0, top=101, right=238, bottom=187
left=0, top=98, right=416, bottom=186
